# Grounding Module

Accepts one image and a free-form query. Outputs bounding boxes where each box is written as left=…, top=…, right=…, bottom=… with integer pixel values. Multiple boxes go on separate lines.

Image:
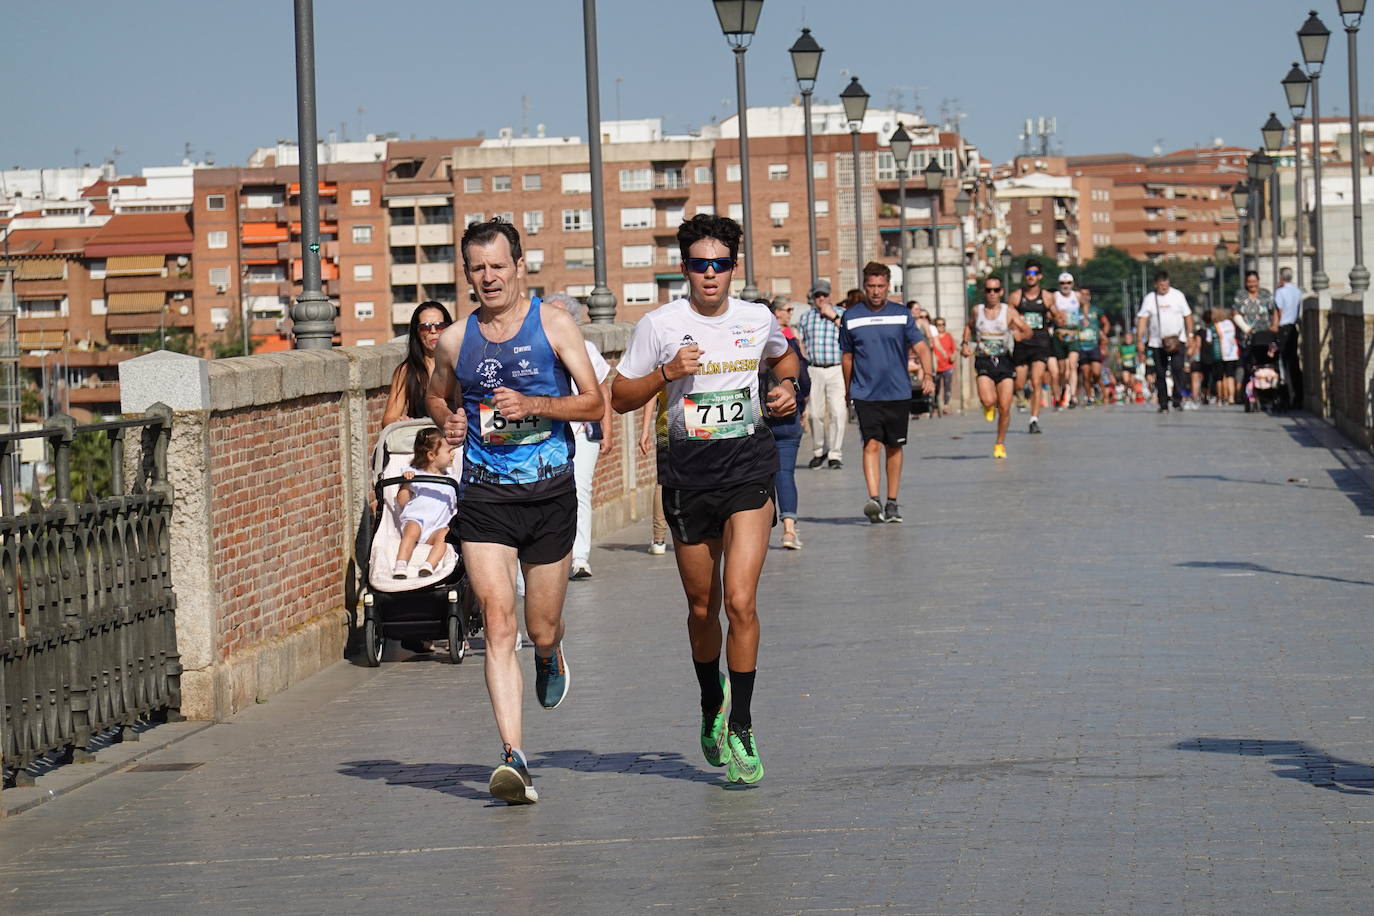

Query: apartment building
left=995, top=157, right=1082, bottom=266
left=192, top=161, right=390, bottom=349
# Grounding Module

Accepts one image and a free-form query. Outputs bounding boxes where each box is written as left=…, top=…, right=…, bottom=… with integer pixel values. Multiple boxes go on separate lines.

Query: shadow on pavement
left=1173, top=738, right=1374, bottom=795
left=1176, top=559, right=1374, bottom=588
left=1168, top=472, right=1374, bottom=516
left=339, top=749, right=721, bottom=803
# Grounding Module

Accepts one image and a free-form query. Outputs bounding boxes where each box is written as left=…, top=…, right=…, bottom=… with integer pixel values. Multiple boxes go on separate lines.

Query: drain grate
left=126, top=762, right=204, bottom=773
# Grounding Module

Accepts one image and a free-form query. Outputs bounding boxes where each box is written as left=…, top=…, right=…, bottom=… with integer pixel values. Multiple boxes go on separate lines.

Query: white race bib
left=480, top=397, right=552, bottom=445
left=682, top=387, right=754, bottom=440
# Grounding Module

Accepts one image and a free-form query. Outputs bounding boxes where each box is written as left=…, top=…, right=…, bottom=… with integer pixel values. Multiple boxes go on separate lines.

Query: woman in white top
left=1214, top=309, right=1241, bottom=406
left=960, top=279, right=1031, bottom=459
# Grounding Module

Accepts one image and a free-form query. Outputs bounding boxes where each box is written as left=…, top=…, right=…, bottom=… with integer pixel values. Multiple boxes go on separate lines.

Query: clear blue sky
left=4, top=0, right=1371, bottom=174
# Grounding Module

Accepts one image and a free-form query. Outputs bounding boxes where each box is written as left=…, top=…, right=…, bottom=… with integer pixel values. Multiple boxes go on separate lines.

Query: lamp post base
left=741, top=282, right=760, bottom=301
left=587, top=284, right=617, bottom=323
left=291, top=290, right=336, bottom=349
left=1351, top=264, right=1371, bottom=295
left=1312, top=269, right=1330, bottom=292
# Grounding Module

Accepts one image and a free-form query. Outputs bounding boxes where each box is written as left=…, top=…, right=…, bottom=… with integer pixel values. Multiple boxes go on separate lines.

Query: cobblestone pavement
left=2, top=404, right=1372, bottom=914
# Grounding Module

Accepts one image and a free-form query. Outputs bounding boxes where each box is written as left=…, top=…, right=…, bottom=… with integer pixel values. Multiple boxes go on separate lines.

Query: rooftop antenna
left=615, top=77, right=623, bottom=122
left=357, top=106, right=366, bottom=140
left=73, top=147, right=81, bottom=168
left=110, top=146, right=123, bottom=173
left=522, top=94, right=530, bottom=137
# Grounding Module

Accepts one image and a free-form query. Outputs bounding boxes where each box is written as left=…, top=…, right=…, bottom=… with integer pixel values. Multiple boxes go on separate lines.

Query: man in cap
left=794, top=279, right=848, bottom=469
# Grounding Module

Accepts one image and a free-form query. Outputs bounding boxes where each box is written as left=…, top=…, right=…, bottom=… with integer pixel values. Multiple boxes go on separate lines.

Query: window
left=351, top=188, right=371, bottom=206
left=621, top=207, right=654, bottom=229
left=247, top=264, right=285, bottom=282
left=565, top=247, right=594, bottom=269
left=492, top=175, right=512, bottom=192
left=728, top=203, right=743, bottom=221
left=562, top=208, right=592, bottom=231
left=391, top=284, right=417, bottom=302
left=875, top=151, right=897, bottom=182
left=390, top=246, right=417, bottom=264
left=206, top=194, right=225, bottom=211
left=90, top=297, right=107, bottom=315
left=464, top=176, right=483, bottom=193
left=814, top=199, right=830, bottom=217
left=565, top=284, right=594, bottom=298
left=661, top=246, right=682, bottom=267
left=696, top=204, right=715, bottom=216
left=354, top=264, right=373, bottom=281
left=726, top=164, right=741, bottom=182
left=390, top=207, right=416, bottom=226
left=658, top=167, right=687, bottom=189
left=1030, top=243, right=1045, bottom=255
left=624, top=282, right=655, bottom=304
left=771, top=241, right=791, bottom=256
left=210, top=307, right=228, bottom=330
left=619, top=168, right=652, bottom=191
left=768, top=163, right=789, bottom=181
left=562, top=172, right=592, bottom=194
left=87, top=259, right=106, bottom=279
left=493, top=211, right=514, bottom=225
left=695, top=166, right=713, bottom=184
left=1029, top=222, right=1043, bottom=234
left=663, top=204, right=685, bottom=225
left=207, top=231, right=228, bottom=249
left=523, top=174, right=542, bottom=191
left=769, top=201, right=790, bottom=226
left=352, top=225, right=373, bottom=244
left=773, top=278, right=792, bottom=295
left=209, top=267, right=230, bottom=289
left=243, top=188, right=281, bottom=209
left=817, top=237, right=830, bottom=254
left=424, top=283, right=457, bottom=302
left=464, top=212, right=484, bottom=227
left=526, top=249, right=545, bottom=271
left=524, top=211, right=545, bottom=234
left=813, top=160, right=828, bottom=180
left=355, top=301, right=375, bottom=320
left=421, top=205, right=453, bottom=225
left=622, top=244, right=653, bottom=267
left=18, top=298, right=64, bottom=318
left=422, top=245, right=455, bottom=263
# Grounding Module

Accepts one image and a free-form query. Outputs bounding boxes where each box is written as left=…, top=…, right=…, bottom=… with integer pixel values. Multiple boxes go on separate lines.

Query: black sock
left=727, top=669, right=756, bottom=729
left=694, top=656, right=724, bottom=713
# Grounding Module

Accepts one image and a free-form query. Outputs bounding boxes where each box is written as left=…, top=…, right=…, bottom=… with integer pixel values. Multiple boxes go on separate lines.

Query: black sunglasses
left=685, top=257, right=737, bottom=274
left=418, top=321, right=449, bottom=331
left=984, top=286, right=1003, bottom=293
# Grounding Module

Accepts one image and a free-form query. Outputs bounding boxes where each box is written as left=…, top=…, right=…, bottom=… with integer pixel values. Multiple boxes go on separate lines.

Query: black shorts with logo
left=1012, top=332, right=1054, bottom=367
left=663, top=480, right=775, bottom=545
left=457, top=488, right=577, bottom=564
left=975, top=354, right=1016, bottom=382
left=853, top=399, right=910, bottom=447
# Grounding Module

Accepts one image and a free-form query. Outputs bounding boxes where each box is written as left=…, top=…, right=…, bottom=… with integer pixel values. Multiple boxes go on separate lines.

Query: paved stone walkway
left=2, top=404, right=1373, bottom=914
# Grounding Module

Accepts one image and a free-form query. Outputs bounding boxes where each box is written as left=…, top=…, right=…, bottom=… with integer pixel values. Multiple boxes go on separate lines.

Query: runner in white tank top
left=1054, top=273, right=1084, bottom=408
left=961, top=284, right=1031, bottom=459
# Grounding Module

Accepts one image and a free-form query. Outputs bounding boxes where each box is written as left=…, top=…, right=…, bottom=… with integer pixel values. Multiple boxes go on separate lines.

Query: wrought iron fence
left=1, top=405, right=181, bottom=788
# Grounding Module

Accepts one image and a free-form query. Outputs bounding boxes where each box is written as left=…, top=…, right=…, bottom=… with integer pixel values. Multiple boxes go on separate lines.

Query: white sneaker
left=648, top=541, right=666, bottom=555
left=392, top=561, right=408, bottom=579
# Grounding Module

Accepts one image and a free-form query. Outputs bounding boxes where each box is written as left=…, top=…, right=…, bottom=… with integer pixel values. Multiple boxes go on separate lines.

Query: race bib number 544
left=480, top=398, right=552, bottom=445
left=683, top=388, right=754, bottom=440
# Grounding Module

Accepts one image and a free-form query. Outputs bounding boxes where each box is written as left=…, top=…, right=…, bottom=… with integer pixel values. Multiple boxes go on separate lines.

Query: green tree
left=20, top=383, right=42, bottom=421
left=44, top=430, right=114, bottom=503
left=139, top=329, right=196, bottom=355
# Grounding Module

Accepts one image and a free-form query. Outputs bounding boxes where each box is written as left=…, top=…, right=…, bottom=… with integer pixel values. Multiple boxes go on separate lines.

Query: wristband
left=780, top=376, right=801, bottom=393
left=661, top=365, right=669, bottom=383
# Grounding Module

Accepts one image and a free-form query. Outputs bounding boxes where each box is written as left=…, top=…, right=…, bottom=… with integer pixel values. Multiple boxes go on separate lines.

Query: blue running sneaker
left=534, top=643, right=570, bottom=709
left=700, top=673, right=731, bottom=767
left=489, top=744, right=538, bottom=804
left=725, top=724, right=764, bottom=784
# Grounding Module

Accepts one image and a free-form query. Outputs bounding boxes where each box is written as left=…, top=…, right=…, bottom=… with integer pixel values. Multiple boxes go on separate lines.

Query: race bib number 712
left=683, top=388, right=754, bottom=440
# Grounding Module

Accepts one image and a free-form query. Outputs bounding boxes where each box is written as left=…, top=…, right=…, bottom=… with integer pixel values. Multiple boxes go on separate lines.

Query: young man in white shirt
left=1135, top=270, right=1195, bottom=413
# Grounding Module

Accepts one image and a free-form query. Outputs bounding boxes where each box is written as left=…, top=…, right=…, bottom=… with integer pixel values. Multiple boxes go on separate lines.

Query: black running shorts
left=662, top=481, right=775, bottom=545
left=458, top=488, right=577, bottom=564
left=975, top=354, right=1016, bottom=382
left=1052, top=335, right=1071, bottom=361
left=1078, top=347, right=1104, bottom=365
left=1012, top=333, right=1053, bottom=367
left=853, top=399, right=910, bottom=447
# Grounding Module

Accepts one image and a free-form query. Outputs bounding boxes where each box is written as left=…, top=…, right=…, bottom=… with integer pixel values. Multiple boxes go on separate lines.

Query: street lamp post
left=1248, top=151, right=1276, bottom=284
left=1263, top=113, right=1286, bottom=288
left=890, top=125, right=912, bottom=301
left=1203, top=264, right=1216, bottom=312
left=955, top=189, right=972, bottom=310
left=1284, top=64, right=1312, bottom=290
left=1231, top=183, right=1250, bottom=275
left=1339, top=0, right=1369, bottom=293
left=789, top=28, right=823, bottom=295
left=922, top=159, right=944, bottom=319
left=583, top=0, right=617, bottom=322
left=1214, top=239, right=1229, bottom=308
left=1000, top=246, right=1012, bottom=297
left=840, top=77, right=870, bottom=289
left=1299, top=10, right=1331, bottom=291
left=715, top=0, right=764, bottom=301
left=288, top=0, right=334, bottom=349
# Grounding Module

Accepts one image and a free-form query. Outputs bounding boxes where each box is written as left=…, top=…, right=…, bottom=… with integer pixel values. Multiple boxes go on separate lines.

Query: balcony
left=418, top=263, right=455, bottom=285
left=390, top=225, right=418, bottom=247
left=390, top=264, right=419, bottom=285
left=66, top=382, right=122, bottom=405
left=391, top=302, right=416, bottom=325
left=416, top=224, right=453, bottom=246
left=103, top=273, right=195, bottom=293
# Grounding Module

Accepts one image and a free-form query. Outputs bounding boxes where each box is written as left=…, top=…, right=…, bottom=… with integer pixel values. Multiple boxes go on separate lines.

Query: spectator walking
left=762, top=298, right=810, bottom=548
left=794, top=281, right=847, bottom=469
left=930, top=316, right=956, bottom=415
left=1232, top=270, right=1276, bottom=409
left=638, top=407, right=669, bottom=555
left=1214, top=308, right=1242, bottom=405
left=1272, top=267, right=1303, bottom=410
left=1189, top=309, right=1217, bottom=407
left=1135, top=270, right=1194, bottom=413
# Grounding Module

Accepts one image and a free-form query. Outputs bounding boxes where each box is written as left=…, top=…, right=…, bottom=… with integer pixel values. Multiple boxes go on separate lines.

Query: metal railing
left=1, top=405, right=180, bottom=787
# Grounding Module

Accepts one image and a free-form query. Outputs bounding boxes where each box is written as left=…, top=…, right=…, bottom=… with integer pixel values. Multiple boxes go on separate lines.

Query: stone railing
left=118, top=321, right=653, bottom=720
left=1303, top=294, right=1373, bottom=449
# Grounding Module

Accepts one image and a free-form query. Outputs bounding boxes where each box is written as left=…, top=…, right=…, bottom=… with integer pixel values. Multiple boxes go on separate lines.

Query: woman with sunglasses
left=963, top=280, right=1032, bottom=459
left=383, top=301, right=453, bottom=426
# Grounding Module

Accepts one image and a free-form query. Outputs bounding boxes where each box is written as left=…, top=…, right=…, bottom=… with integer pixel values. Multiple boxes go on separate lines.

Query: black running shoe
left=807, top=455, right=825, bottom=469
left=828, top=459, right=843, bottom=470
left=883, top=501, right=902, bottom=523
left=1028, top=416, right=1041, bottom=434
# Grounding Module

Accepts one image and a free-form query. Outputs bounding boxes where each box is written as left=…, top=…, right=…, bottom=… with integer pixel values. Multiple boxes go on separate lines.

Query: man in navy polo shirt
left=841, top=262, right=934, bottom=524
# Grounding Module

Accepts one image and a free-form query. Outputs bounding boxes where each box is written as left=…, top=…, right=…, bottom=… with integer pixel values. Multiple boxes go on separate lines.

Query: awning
left=288, top=181, right=338, bottom=197
left=289, top=221, right=338, bottom=235
left=106, top=254, right=166, bottom=276
left=242, top=222, right=289, bottom=244
left=18, top=330, right=65, bottom=350
left=17, top=289, right=67, bottom=299
left=107, top=291, right=166, bottom=314
left=15, top=258, right=65, bottom=280
left=291, top=258, right=339, bottom=281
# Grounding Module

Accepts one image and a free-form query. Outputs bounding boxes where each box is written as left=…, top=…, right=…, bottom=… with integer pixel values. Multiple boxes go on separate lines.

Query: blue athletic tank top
left=454, top=297, right=574, bottom=501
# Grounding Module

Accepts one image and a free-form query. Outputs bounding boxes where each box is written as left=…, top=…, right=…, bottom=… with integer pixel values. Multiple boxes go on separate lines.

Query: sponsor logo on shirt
left=846, top=315, right=909, bottom=329
left=729, top=324, right=763, bottom=348
left=477, top=358, right=503, bottom=388
left=699, top=358, right=760, bottom=375
left=512, top=357, right=539, bottom=378
left=512, top=345, right=532, bottom=354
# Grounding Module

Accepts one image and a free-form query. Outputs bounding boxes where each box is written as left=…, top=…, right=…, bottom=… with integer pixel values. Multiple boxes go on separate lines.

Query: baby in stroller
left=393, top=427, right=458, bottom=578
left=1247, top=332, right=1283, bottom=412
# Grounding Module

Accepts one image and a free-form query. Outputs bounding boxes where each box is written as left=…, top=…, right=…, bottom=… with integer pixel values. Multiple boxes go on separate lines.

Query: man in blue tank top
left=427, top=219, right=604, bottom=805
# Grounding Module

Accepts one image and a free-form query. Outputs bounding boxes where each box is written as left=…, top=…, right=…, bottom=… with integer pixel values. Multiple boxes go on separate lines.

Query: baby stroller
left=357, top=419, right=481, bottom=666
left=1246, top=330, right=1282, bottom=413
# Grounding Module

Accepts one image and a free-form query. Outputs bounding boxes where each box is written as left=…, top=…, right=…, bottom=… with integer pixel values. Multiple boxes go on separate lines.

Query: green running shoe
left=725, top=724, right=764, bottom=784
left=700, top=673, right=731, bottom=767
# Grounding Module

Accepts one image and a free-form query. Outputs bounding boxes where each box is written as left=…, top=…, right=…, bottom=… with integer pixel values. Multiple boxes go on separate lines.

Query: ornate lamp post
left=954, top=189, right=972, bottom=309
left=714, top=0, right=764, bottom=300
left=1214, top=238, right=1229, bottom=307
left=889, top=125, right=912, bottom=300
left=1283, top=63, right=1312, bottom=290
left=922, top=159, right=944, bottom=319
left=789, top=27, right=823, bottom=296
left=839, top=76, right=870, bottom=289
left=1000, top=246, right=1013, bottom=295
left=1298, top=9, right=1331, bottom=291
left=583, top=0, right=616, bottom=322
left=1262, top=113, right=1287, bottom=286
left=1247, top=151, right=1276, bottom=285
left=289, top=0, right=334, bottom=348
left=1203, top=263, right=1216, bottom=312
left=1338, top=0, right=1368, bottom=293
